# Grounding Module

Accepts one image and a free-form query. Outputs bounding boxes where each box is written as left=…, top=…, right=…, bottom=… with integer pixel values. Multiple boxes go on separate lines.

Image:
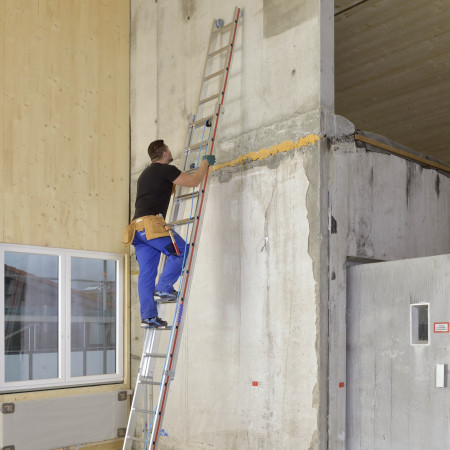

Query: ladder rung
left=127, top=436, right=146, bottom=443
left=185, top=141, right=203, bottom=152
left=208, top=45, right=229, bottom=58
left=175, top=191, right=199, bottom=201
left=211, top=22, right=233, bottom=35
left=169, top=218, right=193, bottom=227
left=133, top=407, right=154, bottom=414
left=191, top=115, right=214, bottom=128
left=139, top=379, right=160, bottom=386
left=199, top=93, right=220, bottom=105
left=144, top=352, right=167, bottom=358
left=203, top=69, right=225, bottom=82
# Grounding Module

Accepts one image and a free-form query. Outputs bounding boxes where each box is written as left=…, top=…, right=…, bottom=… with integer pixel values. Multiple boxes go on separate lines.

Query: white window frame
left=410, top=302, right=430, bottom=346
left=0, top=243, right=124, bottom=392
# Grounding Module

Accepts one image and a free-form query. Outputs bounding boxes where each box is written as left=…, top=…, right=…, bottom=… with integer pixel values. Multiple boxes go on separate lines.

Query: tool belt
left=122, top=215, right=170, bottom=246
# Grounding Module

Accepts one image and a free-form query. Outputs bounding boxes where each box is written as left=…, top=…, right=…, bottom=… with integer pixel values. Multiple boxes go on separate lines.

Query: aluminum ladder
left=123, top=7, right=241, bottom=450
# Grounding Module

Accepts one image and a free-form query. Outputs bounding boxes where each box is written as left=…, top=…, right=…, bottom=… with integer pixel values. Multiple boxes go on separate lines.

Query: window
left=1, top=244, right=123, bottom=392
left=410, top=303, right=429, bottom=345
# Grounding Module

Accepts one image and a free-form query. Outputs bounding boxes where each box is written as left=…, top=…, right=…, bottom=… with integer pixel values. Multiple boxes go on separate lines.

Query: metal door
left=346, top=254, right=450, bottom=450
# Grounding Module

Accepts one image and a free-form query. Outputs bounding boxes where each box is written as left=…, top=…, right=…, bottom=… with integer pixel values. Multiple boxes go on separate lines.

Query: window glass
left=1, top=245, right=122, bottom=392
left=411, top=303, right=429, bottom=345
left=71, top=257, right=117, bottom=377
left=4, top=252, right=59, bottom=382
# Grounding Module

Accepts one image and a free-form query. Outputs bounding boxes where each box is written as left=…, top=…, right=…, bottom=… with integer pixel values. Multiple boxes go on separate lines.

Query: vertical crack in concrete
left=263, top=179, right=277, bottom=437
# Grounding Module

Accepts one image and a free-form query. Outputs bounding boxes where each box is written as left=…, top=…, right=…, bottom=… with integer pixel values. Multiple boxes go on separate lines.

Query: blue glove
left=202, top=155, right=216, bottom=166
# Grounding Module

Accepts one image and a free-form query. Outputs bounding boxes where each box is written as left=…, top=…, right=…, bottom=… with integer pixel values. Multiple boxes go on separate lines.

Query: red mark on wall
left=339, top=382, right=345, bottom=388
left=252, top=381, right=259, bottom=387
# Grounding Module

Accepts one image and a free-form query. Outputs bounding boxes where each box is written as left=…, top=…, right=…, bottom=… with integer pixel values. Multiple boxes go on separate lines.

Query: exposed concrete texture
left=129, top=1, right=334, bottom=448
left=263, top=0, right=318, bottom=38
left=327, top=137, right=450, bottom=449
left=347, top=254, right=450, bottom=449
left=160, top=150, right=319, bottom=450
left=130, top=0, right=328, bottom=170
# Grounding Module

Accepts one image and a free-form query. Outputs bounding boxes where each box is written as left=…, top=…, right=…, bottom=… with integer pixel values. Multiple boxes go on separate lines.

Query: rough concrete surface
left=328, top=138, right=450, bottom=449
left=129, top=0, right=332, bottom=448
left=159, top=151, right=319, bottom=449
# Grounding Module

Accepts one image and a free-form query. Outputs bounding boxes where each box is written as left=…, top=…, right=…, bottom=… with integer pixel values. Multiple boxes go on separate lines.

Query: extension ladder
left=123, top=7, right=241, bottom=450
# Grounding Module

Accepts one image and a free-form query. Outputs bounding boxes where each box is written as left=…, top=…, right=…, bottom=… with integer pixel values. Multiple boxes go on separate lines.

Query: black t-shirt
left=133, top=163, right=181, bottom=220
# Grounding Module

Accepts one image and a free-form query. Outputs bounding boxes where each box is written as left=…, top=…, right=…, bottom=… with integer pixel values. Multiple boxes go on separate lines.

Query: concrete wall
left=162, top=147, right=320, bottom=449
left=346, top=254, right=450, bottom=449
left=130, top=1, right=333, bottom=448
left=327, top=130, right=450, bottom=448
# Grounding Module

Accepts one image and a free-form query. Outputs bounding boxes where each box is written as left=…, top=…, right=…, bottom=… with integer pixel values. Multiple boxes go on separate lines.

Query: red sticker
left=252, top=381, right=259, bottom=387
left=339, top=382, right=345, bottom=388
left=434, top=322, right=449, bottom=333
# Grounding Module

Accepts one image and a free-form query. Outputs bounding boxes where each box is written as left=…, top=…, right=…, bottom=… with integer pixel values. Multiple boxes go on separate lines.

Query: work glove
left=202, top=155, right=216, bottom=166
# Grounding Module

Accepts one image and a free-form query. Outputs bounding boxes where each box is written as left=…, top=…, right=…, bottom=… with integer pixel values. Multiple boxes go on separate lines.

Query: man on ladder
left=122, top=139, right=215, bottom=328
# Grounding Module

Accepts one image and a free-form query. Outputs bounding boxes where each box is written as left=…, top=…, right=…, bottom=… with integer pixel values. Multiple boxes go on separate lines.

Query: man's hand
left=202, top=155, right=216, bottom=166
left=174, top=157, right=214, bottom=188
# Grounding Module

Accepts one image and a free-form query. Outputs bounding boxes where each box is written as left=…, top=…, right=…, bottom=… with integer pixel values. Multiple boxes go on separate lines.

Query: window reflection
left=4, top=252, right=59, bottom=381
left=71, top=257, right=117, bottom=376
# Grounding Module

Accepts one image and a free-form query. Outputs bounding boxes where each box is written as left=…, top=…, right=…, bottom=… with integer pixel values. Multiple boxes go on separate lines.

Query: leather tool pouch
left=122, top=223, right=135, bottom=246
left=122, top=215, right=170, bottom=246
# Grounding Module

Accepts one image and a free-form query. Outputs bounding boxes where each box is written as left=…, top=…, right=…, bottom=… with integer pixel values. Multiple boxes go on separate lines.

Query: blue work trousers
left=132, top=230, right=188, bottom=319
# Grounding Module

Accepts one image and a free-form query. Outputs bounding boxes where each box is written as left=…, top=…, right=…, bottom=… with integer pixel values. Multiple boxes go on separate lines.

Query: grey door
left=346, top=254, right=450, bottom=450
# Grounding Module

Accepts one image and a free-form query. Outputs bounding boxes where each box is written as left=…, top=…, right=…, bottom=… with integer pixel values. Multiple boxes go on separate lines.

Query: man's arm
left=173, top=158, right=212, bottom=188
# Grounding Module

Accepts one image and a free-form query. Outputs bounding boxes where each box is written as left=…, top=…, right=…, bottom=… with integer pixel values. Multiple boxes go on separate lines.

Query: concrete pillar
left=130, top=1, right=334, bottom=448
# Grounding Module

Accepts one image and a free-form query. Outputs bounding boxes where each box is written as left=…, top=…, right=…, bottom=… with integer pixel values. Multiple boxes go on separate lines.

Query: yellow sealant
left=213, top=133, right=320, bottom=171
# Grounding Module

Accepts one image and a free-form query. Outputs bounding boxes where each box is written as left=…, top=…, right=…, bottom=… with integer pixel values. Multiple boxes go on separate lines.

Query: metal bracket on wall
left=2, top=403, right=15, bottom=414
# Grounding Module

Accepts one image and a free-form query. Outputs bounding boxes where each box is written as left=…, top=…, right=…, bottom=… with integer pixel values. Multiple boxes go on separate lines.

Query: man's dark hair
left=148, top=139, right=167, bottom=161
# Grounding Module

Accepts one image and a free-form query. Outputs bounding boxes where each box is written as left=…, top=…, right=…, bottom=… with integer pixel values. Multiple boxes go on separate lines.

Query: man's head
left=148, top=139, right=173, bottom=163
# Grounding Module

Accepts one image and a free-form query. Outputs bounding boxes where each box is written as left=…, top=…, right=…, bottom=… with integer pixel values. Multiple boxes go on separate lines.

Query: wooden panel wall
left=0, top=0, right=130, bottom=253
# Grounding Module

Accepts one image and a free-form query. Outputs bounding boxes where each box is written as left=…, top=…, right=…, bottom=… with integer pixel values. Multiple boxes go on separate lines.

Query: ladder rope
left=124, top=8, right=241, bottom=449
left=144, top=119, right=212, bottom=448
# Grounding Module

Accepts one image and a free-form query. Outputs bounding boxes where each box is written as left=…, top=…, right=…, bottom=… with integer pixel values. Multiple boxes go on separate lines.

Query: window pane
left=4, top=252, right=59, bottom=382
left=71, top=258, right=117, bottom=376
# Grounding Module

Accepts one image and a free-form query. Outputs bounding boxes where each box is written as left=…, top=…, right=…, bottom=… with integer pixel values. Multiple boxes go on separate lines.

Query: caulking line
left=212, top=134, right=320, bottom=171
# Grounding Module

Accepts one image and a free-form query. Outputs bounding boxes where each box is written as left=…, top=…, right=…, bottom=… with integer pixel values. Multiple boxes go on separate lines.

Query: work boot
left=141, top=317, right=168, bottom=328
left=154, top=290, right=178, bottom=302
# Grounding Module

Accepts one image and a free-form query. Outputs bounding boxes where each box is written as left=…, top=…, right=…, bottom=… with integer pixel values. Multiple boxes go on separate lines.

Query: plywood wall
left=0, top=0, right=130, bottom=253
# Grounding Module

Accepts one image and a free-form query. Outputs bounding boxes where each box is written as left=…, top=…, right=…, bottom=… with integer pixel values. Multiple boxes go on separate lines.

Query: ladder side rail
left=147, top=168, right=209, bottom=444
left=170, top=131, right=213, bottom=233
left=173, top=8, right=240, bottom=230
left=179, top=112, right=196, bottom=173
left=149, top=146, right=216, bottom=448
left=173, top=114, right=211, bottom=225
left=193, top=20, right=222, bottom=126
left=125, top=10, right=241, bottom=450
left=163, top=188, right=211, bottom=380
left=211, top=7, right=240, bottom=119
left=149, top=9, right=241, bottom=447
left=124, top=329, right=157, bottom=449
left=219, top=7, right=241, bottom=108
left=148, top=153, right=209, bottom=446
